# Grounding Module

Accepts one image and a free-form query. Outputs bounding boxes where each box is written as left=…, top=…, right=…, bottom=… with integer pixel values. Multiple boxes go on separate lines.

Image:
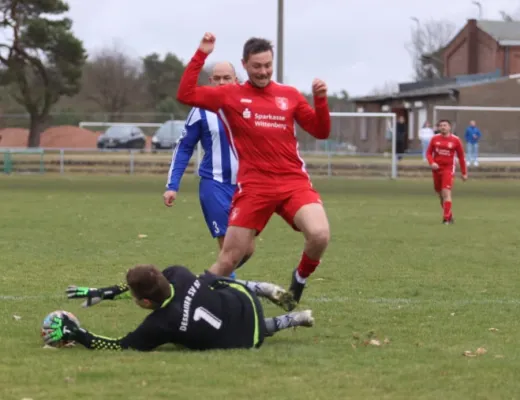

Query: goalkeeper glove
left=66, top=286, right=110, bottom=307
left=42, top=313, right=84, bottom=346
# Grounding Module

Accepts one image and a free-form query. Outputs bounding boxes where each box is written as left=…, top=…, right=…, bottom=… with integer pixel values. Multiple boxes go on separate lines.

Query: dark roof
left=352, top=74, right=511, bottom=103
left=477, top=20, right=520, bottom=43
left=352, top=85, right=455, bottom=103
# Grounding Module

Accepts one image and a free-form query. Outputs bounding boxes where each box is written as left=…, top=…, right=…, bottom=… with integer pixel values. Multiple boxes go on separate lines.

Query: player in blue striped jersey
left=163, top=62, right=254, bottom=278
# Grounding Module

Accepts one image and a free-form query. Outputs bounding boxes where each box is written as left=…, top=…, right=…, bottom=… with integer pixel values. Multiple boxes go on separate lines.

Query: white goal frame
left=433, top=105, right=520, bottom=124
left=330, top=112, right=398, bottom=179
left=78, top=121, right=203, bottom=174
left=433, top=106, right=520, bottom=162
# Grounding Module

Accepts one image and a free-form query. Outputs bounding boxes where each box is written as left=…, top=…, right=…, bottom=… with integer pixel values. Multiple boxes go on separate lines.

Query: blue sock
left=229, top=271, right=236, bottom=279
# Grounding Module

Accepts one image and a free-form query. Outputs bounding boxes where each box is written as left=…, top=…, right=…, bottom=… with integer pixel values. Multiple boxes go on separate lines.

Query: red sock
left=443, top=201, right=452, bottom=220
left=297, top=252, right=320, bottom=279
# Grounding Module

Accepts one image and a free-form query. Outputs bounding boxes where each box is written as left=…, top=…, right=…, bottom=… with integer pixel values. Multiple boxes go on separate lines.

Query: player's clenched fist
left=163, top=190, right=177, bottom=207
left=312, top=79, right=328, bottom=98
left=199, top=32, right=216, bottom=55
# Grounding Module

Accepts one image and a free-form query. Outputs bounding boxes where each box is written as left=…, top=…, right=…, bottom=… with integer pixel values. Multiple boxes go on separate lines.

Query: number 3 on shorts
left=193, top=306, right=222, bottom=330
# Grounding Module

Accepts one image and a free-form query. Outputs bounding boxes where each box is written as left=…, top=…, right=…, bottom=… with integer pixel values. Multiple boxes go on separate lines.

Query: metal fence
left=2, top=147, right=520, bottom=180
left=2, top=106, right=520, bottom=179
left=0, top=147, right=396, bottom=178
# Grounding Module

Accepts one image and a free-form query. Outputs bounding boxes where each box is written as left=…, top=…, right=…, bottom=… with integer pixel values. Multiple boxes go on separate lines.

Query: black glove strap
left=99, top=282, right=129, bottom=300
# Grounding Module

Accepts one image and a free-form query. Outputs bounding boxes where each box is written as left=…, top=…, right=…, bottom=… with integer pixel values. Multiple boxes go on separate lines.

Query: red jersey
left=426, top=133, right=467, bottom=175
left=177, top=49, right=331, bottom=190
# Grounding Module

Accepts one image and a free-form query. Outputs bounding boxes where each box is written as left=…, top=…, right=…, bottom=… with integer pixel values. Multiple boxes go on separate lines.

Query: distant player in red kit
left=176, top=33, right=331, bottom=307
left=426, top=119, right=468, bottom=224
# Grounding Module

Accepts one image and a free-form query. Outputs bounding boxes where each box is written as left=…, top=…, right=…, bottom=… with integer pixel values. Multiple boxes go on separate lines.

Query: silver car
left=151, top=120, right=186, bottom=152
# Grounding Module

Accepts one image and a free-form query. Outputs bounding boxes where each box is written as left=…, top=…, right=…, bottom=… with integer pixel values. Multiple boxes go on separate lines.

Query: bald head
left=209, top=61, right=237, bottom=86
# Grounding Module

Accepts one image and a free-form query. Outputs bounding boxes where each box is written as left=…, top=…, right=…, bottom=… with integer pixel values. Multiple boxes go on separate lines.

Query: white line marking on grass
left=307, top=296, right=520, bottom=306
left=0, top=294, right=63, bottom=301
left=3, top=294, right=520, bottom=307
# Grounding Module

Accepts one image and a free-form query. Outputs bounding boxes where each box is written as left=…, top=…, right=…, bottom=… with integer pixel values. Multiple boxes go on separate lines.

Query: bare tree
left=499, top=5, right=520, bottom=21
left=81, top=45, right=146, bottom=121
left=500, top=11, right=514, bottom=21
left=406, top=19, right=456, bottom=81
left=370, top=81, right=399, bottom=96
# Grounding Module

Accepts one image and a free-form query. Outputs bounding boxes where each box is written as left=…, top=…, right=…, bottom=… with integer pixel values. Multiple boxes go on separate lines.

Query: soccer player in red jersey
left=426, top=119, right=468, bottom=224
left=176, top=33, right=331, bottom=307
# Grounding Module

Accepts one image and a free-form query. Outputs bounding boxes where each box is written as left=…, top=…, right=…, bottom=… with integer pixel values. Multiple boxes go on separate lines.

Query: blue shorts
left=199, top=178, right=237, bottom=238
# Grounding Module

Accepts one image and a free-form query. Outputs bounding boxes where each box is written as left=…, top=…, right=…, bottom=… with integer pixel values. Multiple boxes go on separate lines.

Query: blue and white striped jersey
left=166, top=107, right=238, bottom=191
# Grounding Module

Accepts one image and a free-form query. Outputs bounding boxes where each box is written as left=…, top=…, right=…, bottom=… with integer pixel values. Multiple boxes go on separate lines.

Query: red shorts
left=432, top=168, right=454, bottom=192
left=228, top=185, right=323, bottom=235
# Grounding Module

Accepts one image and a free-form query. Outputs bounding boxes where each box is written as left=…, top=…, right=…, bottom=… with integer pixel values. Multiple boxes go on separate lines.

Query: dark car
left=97, top=125, right=146, bottom=150
left=151, top=120, right=185, bottom=152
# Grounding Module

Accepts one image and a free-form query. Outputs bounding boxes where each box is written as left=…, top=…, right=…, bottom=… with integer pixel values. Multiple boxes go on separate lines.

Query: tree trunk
left=27, top=115, right=45, bottom=148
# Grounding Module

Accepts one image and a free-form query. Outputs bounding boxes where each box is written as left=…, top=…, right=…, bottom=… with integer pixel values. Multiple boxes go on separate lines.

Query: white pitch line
left=261, top=296, right=520, bottom=307
left=3, top=294, right=520, bottom=306
left=307, top=296, right=520, bottom=306
left=0, top=294, right=63, bottom=301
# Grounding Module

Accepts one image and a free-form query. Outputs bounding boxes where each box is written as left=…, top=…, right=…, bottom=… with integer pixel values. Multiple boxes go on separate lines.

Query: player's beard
left=250, top=74, right=270, bottom=88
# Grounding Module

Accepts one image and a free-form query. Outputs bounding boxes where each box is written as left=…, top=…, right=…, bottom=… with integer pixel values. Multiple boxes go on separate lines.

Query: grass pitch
left=2, top=175, right=520, bottom=399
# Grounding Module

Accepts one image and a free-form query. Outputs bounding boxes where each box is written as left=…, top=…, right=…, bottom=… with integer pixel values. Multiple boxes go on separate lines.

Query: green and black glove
left=42, top=313, right=85, bottom=346
left=43, top=312, right=130, bottom=351
left=66, top=283, right=130, bottom=307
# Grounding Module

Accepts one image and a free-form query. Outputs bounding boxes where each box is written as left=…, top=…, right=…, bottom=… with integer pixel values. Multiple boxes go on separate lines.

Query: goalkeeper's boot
left=442, top=216, right=454, bottom=225
left=255, top=282, right=296, bottom=312
left=279, top=310, right=315, bottom=329
left=288, top=268, right=306, bottom=310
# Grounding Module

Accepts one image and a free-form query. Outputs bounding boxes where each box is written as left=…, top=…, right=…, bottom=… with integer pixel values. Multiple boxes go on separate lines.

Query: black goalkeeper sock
left=264, top=315, right=298, bottom=336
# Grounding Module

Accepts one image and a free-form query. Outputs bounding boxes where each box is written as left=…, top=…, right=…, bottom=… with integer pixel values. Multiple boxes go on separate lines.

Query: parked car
left=97, top=125, right=146, bottom=150
left=151, top=120, right=185, bottom=152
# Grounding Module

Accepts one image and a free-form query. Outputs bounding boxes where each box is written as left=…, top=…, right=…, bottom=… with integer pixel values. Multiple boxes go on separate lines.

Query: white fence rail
left=2, top=147, right=520, bottom=179
left=0, top=148, right=188, bottom=175
left=0, top=147, right=398, bottom=178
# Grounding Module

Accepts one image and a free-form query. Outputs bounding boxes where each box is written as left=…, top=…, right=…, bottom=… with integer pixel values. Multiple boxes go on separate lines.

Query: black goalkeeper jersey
left=79, top=266, right=266, bottom=351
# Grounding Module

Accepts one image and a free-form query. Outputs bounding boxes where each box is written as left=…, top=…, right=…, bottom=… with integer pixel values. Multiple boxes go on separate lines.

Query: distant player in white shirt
left=163, top=62, right=253, bottom=278
left=419, top=121, right=435, bottom=161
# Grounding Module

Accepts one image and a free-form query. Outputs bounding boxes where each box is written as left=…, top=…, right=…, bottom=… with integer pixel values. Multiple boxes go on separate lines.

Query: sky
left=66, top=0, right=520, bottom=97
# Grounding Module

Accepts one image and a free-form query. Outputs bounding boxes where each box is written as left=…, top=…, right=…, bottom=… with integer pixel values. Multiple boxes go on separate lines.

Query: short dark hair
left=126, top=264, right=171, bottom=306
left=243, top=37, right=273, bottom=62
left=438, top=119, right=452, bottom=126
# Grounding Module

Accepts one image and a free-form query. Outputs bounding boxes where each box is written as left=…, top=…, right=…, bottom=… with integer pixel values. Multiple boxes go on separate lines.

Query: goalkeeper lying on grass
left=43, top=264, right=314, bottom=351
